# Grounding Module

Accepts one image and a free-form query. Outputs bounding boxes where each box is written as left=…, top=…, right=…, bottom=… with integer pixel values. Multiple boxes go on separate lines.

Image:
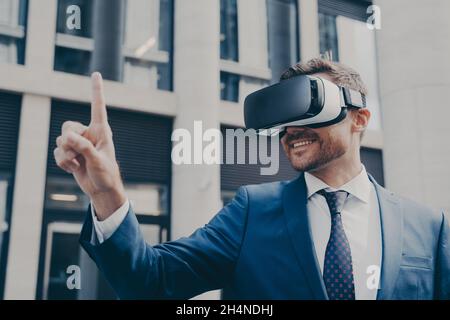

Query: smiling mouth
left=291, top=140, right=316, bottom=149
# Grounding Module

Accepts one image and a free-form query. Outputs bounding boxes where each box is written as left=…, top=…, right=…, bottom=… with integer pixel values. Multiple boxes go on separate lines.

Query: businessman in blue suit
left=54, top=59, right=449, bottom=300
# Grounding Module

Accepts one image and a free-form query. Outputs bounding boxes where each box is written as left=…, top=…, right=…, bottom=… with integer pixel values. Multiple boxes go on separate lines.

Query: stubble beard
left=287, top=133, right=347, bottom=172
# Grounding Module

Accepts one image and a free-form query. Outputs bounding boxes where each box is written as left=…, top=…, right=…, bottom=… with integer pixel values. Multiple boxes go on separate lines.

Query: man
left=54, top=58, right=449, bottom=300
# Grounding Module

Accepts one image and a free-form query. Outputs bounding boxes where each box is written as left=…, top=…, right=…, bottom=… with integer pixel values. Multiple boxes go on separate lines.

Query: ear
left=350, top=108, right=371, bottom=135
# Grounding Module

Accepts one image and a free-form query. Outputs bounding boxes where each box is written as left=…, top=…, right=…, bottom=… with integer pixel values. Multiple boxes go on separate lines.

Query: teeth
left=293, top=140, right=314, bottom=148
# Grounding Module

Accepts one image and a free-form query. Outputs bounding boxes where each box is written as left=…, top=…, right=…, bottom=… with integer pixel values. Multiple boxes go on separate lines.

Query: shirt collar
left=304, top=165, right=371, bottom=204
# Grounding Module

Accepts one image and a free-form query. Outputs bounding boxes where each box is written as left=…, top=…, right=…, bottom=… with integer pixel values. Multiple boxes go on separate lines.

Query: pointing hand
left=54, top=72, right=126, bottom=220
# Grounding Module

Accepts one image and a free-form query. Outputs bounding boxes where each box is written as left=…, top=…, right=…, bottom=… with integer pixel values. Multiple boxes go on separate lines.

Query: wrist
left=91, top=186, right=127, bottom=221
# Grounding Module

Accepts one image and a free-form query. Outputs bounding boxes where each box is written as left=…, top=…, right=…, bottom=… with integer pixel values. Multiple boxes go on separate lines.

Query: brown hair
left=280, top=58, right=368, bottom=96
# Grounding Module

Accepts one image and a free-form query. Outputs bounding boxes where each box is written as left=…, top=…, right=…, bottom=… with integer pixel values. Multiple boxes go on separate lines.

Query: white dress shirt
left=305, top=165, right=382, bottom=300
left=91, top=199, right=129, bottom=244
left=92, top=165, right=382, bottom=299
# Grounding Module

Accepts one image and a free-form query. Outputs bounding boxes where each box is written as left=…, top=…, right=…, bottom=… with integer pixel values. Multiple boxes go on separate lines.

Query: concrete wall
left=171, top=0, right=222, bottom=300
left=375, top=0, right=450, bottom=213
left=3, top=0, right=56, bottom=299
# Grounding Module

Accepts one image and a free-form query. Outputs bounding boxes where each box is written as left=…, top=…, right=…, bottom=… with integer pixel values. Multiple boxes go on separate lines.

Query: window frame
left=53, top=0, right=173, bottom=90
left=0, top=0, right=28, bottom=65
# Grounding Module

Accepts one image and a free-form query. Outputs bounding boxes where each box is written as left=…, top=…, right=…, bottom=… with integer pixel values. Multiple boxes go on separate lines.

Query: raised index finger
left=90, top=72, right=108, bottom=124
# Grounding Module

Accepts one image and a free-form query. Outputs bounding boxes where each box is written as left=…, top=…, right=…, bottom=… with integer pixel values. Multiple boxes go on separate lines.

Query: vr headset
left=244, top=75, right=366, bottom=136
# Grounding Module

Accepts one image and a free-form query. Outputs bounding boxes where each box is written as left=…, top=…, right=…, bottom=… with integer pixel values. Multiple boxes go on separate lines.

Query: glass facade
left=53, top=46, right=92, bottom=76
left=220, top=0, right=239, bottom=62
left=55, top=0, right=93, bottom=38
left=53, top=0, right=94, bottom=76
left=0, top=0, right=28, bottom=64
left=318, top=7, right=382, bottom=130
left=123, top=0, right=173, bottom=91
left=40, top=177, right=169, bottom=299
left=158, top=0, right=173, bottom=53
left=0, top=175, right=10, bottom=297
left=0, top=0, right=388, bottom=300
left=157, top=0, right=174, bottom=91
left=220, top=71, right=240, bottom=102
left=319, top=12, right=339, bottom=61
left=266, top=0, right=299, bottom=83
left=36, top=100, right=173, bottom=300
left=0, top=91, right=21, bottom=299
left=44, top=225, right=82, bottom=300
left=221, top=190, right=236, bottom=207
left=43, top=219, right=167, bottom=300
left=54, top=0, right=174, bottom=91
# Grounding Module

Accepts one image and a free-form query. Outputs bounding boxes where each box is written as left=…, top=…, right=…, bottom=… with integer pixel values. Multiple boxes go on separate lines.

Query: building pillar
left=4, top=95, right=51, bottom=299
left=3, top=0, right=57, bottom=299
left=172, top=0, right=222, bottom=299
left=91, top=0, right=125, bottom=80
left=375, top=0, right=450, bottom=213
left=23, top=0, right=57, bottom=71
left=299, top=0, right=320, bottom=61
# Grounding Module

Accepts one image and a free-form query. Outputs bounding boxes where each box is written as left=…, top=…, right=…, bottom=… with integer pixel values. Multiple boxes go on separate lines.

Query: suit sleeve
left=435, top=210, right=450, bottom=300
left=79, top=186, right=249, bottom=299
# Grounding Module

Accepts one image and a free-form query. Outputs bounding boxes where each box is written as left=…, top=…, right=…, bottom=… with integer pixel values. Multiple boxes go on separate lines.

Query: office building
left=1, top=0, right=447, bottom=300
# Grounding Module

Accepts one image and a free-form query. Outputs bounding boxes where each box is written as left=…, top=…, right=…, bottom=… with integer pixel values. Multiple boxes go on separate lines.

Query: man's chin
left=289, top=158, right=319, bottom=172
left=288, top=151, right=334, bottom=172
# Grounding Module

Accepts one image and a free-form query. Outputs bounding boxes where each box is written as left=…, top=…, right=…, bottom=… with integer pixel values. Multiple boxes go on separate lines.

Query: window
left=44, top=177, right=90, bottom=212
left=361, top=148, right=384, bottom=187
left=319, top=13, right=339, bottom=61
left=123, top=0, right=174, bottom=91
left=54, top=46, right=91, bottom=76
left=318, top=0, right=374, bottom=61
left=220, top=0, right=239, bottom=62
left=41, top=178, right=169, bottom=299
left=157, top=0, right=174, bottom=90
left=0, top=175, right=11, bottom=298
left=156, top=62, right=172, bottom=91
left=126, top=183, right=168, bottom=216
left=220, top=126, right=298, bottom=192
left=54, top=0, right=174, bottom=91
left=0, top=179, right=8, bottom=249
left=37, top=101, right=173, bottom=299
left=43, top=220, right=167, bottom=300
left=220, top=72, right=240, bottom=102
left=318, top=0, right=370, bottom=23
left=336, top=16, right=381, bottom=130
left=318, top=3, right=382, bottom=130
left=219, top=1, right=273, bottom=103
left=43, top=224, right=83, bottom=300
left=266, top=0, right=299, bottom=83
left=0, top=0, right=28, bottom=64
left=54, top=0, right=94, bottom=75
left=0, top=91, right=21, bottom=299
left=55, top=0, right=93, bottom=38
left=221, top=190, right=236, bottom=207
left=158, top=0, right=173, bottom=52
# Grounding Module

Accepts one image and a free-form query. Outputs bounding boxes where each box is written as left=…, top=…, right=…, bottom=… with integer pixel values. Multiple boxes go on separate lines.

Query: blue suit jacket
left=80, top=173, right=450, bottom=300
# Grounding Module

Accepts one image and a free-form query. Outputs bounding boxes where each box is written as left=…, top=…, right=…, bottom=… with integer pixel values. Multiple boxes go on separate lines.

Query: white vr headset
left=243, top=75, right=366, bottom=136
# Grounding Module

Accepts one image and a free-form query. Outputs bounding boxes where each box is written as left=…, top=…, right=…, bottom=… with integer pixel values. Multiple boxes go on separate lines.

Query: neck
left=308, top=147, right=363, bottom=189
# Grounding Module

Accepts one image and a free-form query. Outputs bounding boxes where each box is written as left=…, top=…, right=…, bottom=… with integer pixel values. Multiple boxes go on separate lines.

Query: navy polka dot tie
left=318, top=189, right=356, bottom=300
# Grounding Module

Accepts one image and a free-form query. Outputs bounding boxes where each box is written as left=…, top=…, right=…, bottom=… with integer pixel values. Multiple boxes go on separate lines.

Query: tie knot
left=317, top=190, right=348, bottom=214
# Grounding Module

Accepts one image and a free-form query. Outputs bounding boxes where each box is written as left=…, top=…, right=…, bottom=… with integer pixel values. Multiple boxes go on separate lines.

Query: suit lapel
left=369, top=175, right=403, bottom=300
left=282, top=173, right=328, bottom=300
